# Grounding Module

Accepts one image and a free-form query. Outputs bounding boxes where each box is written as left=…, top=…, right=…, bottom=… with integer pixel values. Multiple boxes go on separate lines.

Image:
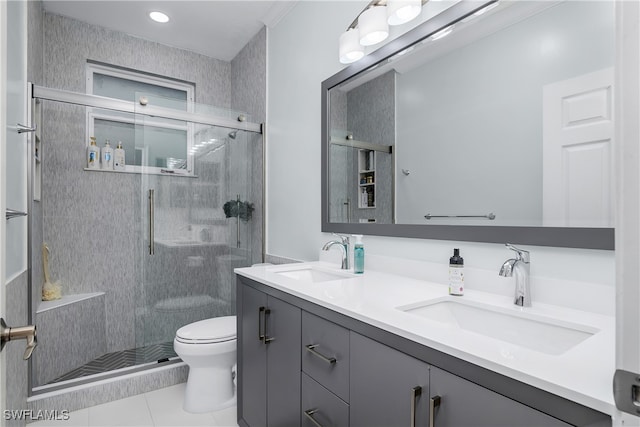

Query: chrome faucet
left=498, top=243, right=531, bottom=307
left=322, top=233, right=350, bottom=270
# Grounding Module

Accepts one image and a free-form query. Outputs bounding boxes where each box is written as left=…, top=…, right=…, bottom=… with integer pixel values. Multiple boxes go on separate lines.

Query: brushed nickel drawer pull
left=411, top=386, right=422, bottom=427
left=305, top=344, right=337, bottom=364
left=263, top=308, right=274, bottom=343
left=304, top=409, right=325, bottom=427
left=258, top=306, right=265, bottom=342
left=429, top=395, right=441, bottom=427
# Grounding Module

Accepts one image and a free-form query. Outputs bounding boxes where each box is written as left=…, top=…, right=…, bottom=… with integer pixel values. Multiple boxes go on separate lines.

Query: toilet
left=173, top=316, right=237, bottom=413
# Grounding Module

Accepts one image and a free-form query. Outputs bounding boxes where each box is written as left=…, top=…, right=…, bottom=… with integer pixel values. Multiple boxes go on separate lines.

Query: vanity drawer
left=302, top=311, right=350, bottom=402
left=302, top=372, right=349, bottom=427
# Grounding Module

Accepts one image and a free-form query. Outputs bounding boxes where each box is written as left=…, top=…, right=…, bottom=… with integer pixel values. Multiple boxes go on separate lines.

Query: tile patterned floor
left=29, top=383, right=238, bottom=427
left=49, top=342, right=177, bottom=384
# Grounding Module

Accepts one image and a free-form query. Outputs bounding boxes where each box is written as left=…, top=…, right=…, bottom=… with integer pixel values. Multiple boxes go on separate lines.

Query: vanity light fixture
left=339, top=0, right=428, bottom=64
left=359, top=6, right=389, bottom=46
left=149, top=11, right=170, bottom=23
left=339, top=28, right=365, bottom=64
left=387, top=0, right=422, bottom=26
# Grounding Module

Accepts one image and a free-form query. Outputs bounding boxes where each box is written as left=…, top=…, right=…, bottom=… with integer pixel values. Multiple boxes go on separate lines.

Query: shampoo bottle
left=114, top=141, right=126, bottom=171
left=87, top=136, right=99, bottom=169
left=101, top=140, right=114, bottom=170
left=448, top=248, right=464, bottom=296
left=353, top=234, right=364, bottom=274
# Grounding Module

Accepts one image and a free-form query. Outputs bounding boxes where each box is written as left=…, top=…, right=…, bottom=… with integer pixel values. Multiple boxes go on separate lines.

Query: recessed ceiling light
left=149, top=11, right=170, bottom=24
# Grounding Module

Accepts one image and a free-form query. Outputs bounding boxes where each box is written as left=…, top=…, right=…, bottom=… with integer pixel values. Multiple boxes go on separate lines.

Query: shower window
left=85, top=63, right=195, bottom=174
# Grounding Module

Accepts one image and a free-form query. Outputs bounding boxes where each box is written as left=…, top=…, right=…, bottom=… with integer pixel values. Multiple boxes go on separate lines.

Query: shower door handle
left=0, top=318, right=37, bottom=360
left=148, top=189, right=155, bottom=255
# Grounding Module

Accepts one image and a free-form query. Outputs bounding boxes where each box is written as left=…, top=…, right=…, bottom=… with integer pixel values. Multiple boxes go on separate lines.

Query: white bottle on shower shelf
left=87, top=136, right=99, bottom=169
left=114, top=141, right=126, bottom=171
left=101, top=140, right=114, bottom=170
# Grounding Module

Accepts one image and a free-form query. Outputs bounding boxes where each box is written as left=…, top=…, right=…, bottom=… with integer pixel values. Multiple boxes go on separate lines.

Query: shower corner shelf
left=357, top=149, right=376, bottom=209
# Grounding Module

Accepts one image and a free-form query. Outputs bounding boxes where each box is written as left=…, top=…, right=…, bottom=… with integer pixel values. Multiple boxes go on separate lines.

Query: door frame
left=615, top=1, right=640, bottom=425
left=0, top=0, right=9, bottom=417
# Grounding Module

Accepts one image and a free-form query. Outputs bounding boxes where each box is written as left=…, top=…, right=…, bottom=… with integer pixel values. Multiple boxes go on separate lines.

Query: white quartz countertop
left=235, top=262, right=616, bottom=416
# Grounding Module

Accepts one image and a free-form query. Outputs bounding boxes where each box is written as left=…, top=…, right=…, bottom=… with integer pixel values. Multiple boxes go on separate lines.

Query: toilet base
left=183, top=366, right=236, bottom=413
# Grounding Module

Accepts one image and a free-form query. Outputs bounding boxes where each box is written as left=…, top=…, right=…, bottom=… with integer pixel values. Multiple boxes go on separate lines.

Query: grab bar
left=148, top=189, right=155, bottom=255
left=6, top=209, right=28, bottom=221
left=425, top=213, right=495, bottom=220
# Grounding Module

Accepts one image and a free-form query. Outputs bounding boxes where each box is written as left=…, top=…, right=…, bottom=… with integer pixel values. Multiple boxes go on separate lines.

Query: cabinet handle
left=263, top=308, right=274, bottom=343
left=305, top=344, right=337, bottom=364
left=303, top=409, right=325, bottom=427
left=429, top=395, right=441, bottom=427
left=411, top=386, right=422, bottom=427
left=258, top=307, right=265, bottom=342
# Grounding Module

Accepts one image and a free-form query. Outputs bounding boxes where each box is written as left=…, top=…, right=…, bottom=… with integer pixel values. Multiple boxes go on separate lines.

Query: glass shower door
left=135, top=95, right=261, bottom=360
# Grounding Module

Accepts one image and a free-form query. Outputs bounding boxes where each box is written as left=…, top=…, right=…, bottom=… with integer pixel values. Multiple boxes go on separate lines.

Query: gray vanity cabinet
left=350, top=332, right=430, bottom=427
left=429, top=366, right=571, bottom=427
left=237, top=276, right=610, bottom=427
left=239, top=283, right=301, bottom=427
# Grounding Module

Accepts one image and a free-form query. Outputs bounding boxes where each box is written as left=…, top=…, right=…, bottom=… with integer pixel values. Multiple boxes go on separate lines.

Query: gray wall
left=395, top=1, right=615, bottom=226
left=31, top=11, right=266, bottom=388
left=231, top=26, right=266, bottom=267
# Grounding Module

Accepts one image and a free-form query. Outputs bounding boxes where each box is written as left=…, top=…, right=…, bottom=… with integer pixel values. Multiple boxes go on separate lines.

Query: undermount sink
left=274, top=266, right=353, bottom=283
left=398, top=298, right=598, bottom=355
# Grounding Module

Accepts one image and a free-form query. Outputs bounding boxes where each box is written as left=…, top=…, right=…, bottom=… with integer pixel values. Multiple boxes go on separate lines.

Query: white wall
left=266, top=1, right=615, bottom=296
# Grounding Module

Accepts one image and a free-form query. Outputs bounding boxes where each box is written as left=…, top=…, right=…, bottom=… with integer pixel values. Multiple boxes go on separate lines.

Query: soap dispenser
left=87, top=136, right=99, bottom=169
left=353, top=234, right=364, bottom=274
left=114, top=141, right=126, bottom=171
left=101, top=140, right=114, bottom=170
left=448, top=248, right=464, bottom=296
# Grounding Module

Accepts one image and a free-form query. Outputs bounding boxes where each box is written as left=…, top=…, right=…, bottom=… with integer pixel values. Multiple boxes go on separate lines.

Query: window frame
left=85, top=62, right=196, bottom=175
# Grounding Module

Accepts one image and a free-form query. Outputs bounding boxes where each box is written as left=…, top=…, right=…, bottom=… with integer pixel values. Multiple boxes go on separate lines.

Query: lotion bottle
left=448, top=248, right=464, bottom=296
left=353, top=234, right=364, bottom=274
left=87, top=136, right=99, bottom=169
left=101, top=140, right=114, bottom=170
left=114, top=141, right=126, bottom=171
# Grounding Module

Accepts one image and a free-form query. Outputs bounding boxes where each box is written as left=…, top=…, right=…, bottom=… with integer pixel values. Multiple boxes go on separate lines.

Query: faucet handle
left=505, top=243, right=530, bottom=263
left=332, top=233, right=350, bottom=245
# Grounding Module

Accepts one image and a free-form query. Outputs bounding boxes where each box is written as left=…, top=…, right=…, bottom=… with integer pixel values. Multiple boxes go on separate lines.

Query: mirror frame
left=321, top=0, right=614, bottom=250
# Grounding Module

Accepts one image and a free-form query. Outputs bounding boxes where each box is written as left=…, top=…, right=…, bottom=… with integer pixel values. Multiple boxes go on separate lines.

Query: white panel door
left=542, top=68, right=614, bottom=227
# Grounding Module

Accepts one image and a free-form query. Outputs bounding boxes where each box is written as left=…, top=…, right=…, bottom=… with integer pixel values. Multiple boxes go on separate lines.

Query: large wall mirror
left=321, top=0, right=615, bottom=249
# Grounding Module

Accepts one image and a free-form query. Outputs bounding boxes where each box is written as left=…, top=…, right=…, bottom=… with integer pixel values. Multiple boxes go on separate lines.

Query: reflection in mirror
left=328, top=1, right=614, bottom=229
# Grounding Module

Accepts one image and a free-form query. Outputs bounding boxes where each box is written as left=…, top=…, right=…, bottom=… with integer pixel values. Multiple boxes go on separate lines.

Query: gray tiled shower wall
left=28, top=7, right=266, bottom=391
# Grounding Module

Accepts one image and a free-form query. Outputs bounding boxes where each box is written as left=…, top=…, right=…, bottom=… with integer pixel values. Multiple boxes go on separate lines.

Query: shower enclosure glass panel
left=31, top=89, right=263, bottom=391
left=135, top=94, right=260, bottom=360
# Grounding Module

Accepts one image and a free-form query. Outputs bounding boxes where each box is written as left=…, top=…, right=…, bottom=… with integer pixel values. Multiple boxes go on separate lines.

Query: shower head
left=228, top=130, right=238, bottom=139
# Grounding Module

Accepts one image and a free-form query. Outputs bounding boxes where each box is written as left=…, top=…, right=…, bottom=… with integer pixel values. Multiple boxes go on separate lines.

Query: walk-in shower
left=26, top=84, right=264, bottom=395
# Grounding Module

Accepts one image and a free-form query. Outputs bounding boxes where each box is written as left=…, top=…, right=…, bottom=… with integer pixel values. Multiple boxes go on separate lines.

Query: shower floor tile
left=29, top=383, right=238, bottom=427
left=48, top=342, right=177, bottom=384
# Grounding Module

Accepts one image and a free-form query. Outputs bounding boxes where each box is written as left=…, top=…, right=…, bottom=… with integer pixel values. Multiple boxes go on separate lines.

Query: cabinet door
left=266, top=296, right=302, bottom=427
left=429, top=367, right=571, bottom=427
left=350, top=332, right=429, bottom=427
left=240, top=284, right=268, bottom=427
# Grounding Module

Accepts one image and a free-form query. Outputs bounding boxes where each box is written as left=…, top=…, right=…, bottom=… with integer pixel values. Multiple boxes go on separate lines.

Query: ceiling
left=42, top=1, right=298, bottom=61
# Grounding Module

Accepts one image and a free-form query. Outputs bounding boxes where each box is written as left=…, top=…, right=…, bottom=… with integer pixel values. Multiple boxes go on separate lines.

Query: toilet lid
left=176, top=316, right=236, bottom=344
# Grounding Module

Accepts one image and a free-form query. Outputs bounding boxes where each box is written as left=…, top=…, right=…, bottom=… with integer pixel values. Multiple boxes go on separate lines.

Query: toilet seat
left=175, top=316, right=236, bottom=344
